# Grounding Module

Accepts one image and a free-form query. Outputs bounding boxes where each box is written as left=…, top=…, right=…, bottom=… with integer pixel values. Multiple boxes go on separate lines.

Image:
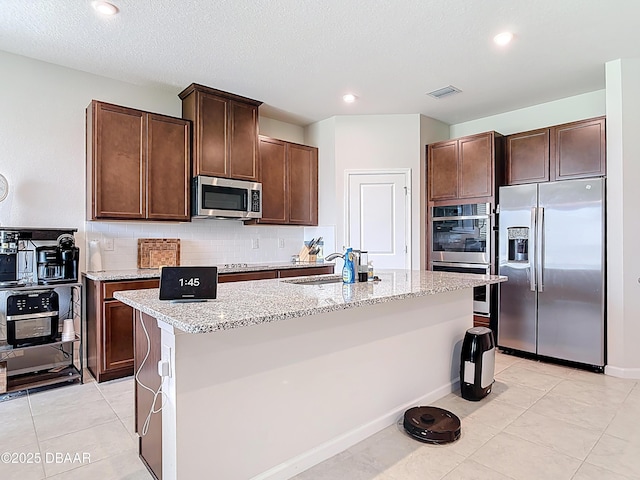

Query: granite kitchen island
left=115, top=269, right=506, bottom=480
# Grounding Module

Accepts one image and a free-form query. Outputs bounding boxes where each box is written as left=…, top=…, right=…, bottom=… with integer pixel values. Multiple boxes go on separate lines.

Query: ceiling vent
left=426, top=85, right=462, bottom=99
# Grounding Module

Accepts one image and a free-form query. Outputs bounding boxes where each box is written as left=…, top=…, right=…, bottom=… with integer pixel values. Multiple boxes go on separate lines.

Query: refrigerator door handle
left=537, top=206, right=544, bottom=292
left=530, top=207, right=537, bottom=292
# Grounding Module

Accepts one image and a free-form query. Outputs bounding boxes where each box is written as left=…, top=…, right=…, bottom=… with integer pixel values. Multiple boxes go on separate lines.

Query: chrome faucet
left=324, top=252, right=344, bottom=261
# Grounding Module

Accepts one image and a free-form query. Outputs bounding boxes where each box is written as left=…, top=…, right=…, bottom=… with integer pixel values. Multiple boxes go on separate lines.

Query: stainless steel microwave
left=192, top=176, right=262, bottom=220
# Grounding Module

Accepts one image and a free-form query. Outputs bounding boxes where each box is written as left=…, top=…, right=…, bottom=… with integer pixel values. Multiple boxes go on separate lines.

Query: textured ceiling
left=1, top=0, right=639, bottom=126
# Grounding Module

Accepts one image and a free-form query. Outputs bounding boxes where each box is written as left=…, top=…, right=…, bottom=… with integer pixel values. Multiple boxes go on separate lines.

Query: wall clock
left=0, top=174, right=8, bottom=202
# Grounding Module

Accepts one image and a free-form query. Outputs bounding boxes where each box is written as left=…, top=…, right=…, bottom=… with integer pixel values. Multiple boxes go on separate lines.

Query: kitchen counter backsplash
left=84, top=262, right=335, bottom=282
left=84, top=220, right=335, bottom=271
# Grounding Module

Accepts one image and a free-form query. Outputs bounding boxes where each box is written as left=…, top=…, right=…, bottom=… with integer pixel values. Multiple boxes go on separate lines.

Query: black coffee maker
left=36, top=234, right=79, bottom=284
left=58, top=235, right=79, bottom=281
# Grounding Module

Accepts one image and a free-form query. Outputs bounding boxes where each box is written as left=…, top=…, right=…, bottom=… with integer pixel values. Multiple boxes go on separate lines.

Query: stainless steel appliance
left=431, top=262, right=491, bottom=315
left=430, top=202, right=494, bottom=320
left=498, top=178, right=605, bottom=368
left=0, top=231, right=19, bottom=287
left=4, top=290, right=59, bottom=347
left=431, top=203, right=491, bottom=264
left=192, top=176, right=262, bottom=220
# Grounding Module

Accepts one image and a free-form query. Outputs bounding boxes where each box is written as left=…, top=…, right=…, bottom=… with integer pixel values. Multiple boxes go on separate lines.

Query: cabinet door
left=102, top=300, right=134, bottom=373
left=91, top=102, right=146, bottom=219
left=258, top=136, right=288, bottom=224
left=147, top=114, right=191, bottom=220
left=506, top=128, right=550, bottom=185
left=288, top=144, right=318, bottom=225
left=551, top=117, right=606, bottom=181
left=459, top=133, right=493, bottom=198
left=197, top=92, right=228, bottom=177
left=228, top=101, right=259, bottom=181
left=428, top=140, right=458, bottom=201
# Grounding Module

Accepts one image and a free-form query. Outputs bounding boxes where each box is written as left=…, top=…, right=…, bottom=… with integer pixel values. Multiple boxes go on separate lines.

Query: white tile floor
left=292, top=353, right=640, bottom=480
left=0, top=373, right=151, bottom=480
left=0, top=352, right=638, bottom=479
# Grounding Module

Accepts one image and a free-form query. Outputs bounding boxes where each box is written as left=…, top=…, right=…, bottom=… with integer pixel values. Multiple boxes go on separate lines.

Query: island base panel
left=156, top=288, right=473, bottom=480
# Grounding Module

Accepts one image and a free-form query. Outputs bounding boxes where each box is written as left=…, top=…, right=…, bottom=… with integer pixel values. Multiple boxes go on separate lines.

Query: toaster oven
left=2, top=290, right=59, bottom=347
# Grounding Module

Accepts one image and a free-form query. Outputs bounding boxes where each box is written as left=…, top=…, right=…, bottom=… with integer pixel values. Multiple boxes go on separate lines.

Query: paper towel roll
left=89, top=240, right=103, bottom=271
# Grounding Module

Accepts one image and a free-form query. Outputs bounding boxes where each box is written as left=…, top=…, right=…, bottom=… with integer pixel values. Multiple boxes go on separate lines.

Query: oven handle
left=432, top=215, right=490, bottom=221
left=6, top=311, right=59, bottom=321
left=431, top=261, right=490, bottom=271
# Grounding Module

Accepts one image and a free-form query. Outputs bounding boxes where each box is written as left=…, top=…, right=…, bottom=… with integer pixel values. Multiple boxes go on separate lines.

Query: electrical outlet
left=103, top=237, right=114, bottom=251
left=278, top=238, right=285, bottom=248
left=252, top=238, right=260, bottom=249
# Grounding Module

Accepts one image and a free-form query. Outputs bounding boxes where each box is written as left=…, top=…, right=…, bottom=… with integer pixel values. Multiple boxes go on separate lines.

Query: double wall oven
left=430, top=203, right=493, bottom=318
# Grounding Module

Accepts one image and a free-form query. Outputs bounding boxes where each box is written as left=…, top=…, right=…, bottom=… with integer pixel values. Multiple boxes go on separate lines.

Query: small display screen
left=159, top=266, right=218, bottom=301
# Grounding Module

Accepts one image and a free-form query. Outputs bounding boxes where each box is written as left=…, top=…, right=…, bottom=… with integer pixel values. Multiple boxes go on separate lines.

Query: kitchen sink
left=284, top=275, right=343, bottom=286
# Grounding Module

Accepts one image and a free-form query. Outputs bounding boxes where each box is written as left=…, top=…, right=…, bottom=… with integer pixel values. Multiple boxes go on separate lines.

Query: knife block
left=298, top=245, right=317, bottom=263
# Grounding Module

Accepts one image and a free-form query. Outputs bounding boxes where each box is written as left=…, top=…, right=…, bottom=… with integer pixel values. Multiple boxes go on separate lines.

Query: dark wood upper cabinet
left=506, top=128, right=550, bottom=184
left=459, top=134, right=494, bottom=198
left=428, top=132, right=502, bottom=202
left=288, top=143, right=318, bottom=225
left=256, top=136, right=318, bottom=226
left=428, top=140, right=458, bottom=201
left=179, top=83, right=262, bottom=181
left=551, top=117, right=606, bottom=181
left=86, top=101, right=190, bottom=221
left=505, top=116, right=605, bottom=185
left=147, top=114, right=191, bottom=220
left=258, top=137, right=288, bottom=224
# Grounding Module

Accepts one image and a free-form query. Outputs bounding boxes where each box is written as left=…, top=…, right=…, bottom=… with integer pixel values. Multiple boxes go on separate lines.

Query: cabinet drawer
left=219, top=271, right=277, bottom=283
left=103, top=279, right=159, bottom=300
left=278, top=266, right=334, bottom=278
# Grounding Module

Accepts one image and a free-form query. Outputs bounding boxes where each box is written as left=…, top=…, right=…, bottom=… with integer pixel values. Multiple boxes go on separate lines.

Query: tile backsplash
left=85, top=220, right=313, bottom=271
left=84, top=221, right=338, bottom=271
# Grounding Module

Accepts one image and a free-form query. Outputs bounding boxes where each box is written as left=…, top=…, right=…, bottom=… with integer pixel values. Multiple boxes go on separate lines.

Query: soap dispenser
left=342, top=248, right=356, bottom=284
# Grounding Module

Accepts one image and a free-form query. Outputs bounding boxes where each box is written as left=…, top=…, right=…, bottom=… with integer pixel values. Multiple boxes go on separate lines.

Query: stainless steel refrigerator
left=498, top=177, right=605, bottom=367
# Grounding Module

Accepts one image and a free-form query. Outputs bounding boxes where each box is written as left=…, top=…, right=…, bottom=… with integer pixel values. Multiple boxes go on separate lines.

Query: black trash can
left=460, top=326, right=495, bottom=401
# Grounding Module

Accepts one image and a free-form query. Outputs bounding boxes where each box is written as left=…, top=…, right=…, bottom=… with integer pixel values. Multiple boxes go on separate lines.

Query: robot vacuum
left=403, top=406, right=461, bottom=444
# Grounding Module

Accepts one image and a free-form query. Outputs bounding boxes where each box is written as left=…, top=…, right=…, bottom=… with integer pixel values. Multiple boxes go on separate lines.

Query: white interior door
left=347, top=170, right=411, bottom=269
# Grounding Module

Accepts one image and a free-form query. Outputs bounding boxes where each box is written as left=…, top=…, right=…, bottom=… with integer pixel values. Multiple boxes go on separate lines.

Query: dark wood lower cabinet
left=85, top=277, right=160, bottom=383
left=278, top=266, right=334, bottom=278
left=135, top=311, right=163, bottom=480
left=473, top=315, right=491, bottom=329
left=103, top=301, right=135, bottom=373
left=86, top=267, right=335, bottom=383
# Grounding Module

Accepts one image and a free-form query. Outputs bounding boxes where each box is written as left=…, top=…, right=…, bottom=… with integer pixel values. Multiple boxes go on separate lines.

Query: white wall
left=0, top=50, right=307, bottom=271
left=307, top=114, right=449, bottom=270
left=450, top=90, right=606, bottom=137
left=259, top=117, right=305, bottom=144
left=605, top=58, right=640, bottom=378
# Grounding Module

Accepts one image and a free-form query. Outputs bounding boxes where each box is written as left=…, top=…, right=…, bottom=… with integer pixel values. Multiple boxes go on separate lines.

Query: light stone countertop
left=82, top=262, right=334, bottom=281
left=114, top=269, right=507, bottom=334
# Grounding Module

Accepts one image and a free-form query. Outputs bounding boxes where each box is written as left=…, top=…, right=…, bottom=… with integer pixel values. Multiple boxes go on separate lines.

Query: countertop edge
left=114, top=271, right=506, bottom=335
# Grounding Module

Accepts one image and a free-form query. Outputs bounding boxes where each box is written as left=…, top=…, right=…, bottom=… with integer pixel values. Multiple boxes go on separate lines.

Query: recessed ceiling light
left=343, top=94, right=357, bottom=103
left=493, top=31, right=513, bottom=46
left=92, top=1, right=119, bottom=15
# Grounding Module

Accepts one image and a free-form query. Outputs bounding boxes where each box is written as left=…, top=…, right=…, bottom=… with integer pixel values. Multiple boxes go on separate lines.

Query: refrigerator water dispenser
left=507, top=227, right=529, bottom=262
